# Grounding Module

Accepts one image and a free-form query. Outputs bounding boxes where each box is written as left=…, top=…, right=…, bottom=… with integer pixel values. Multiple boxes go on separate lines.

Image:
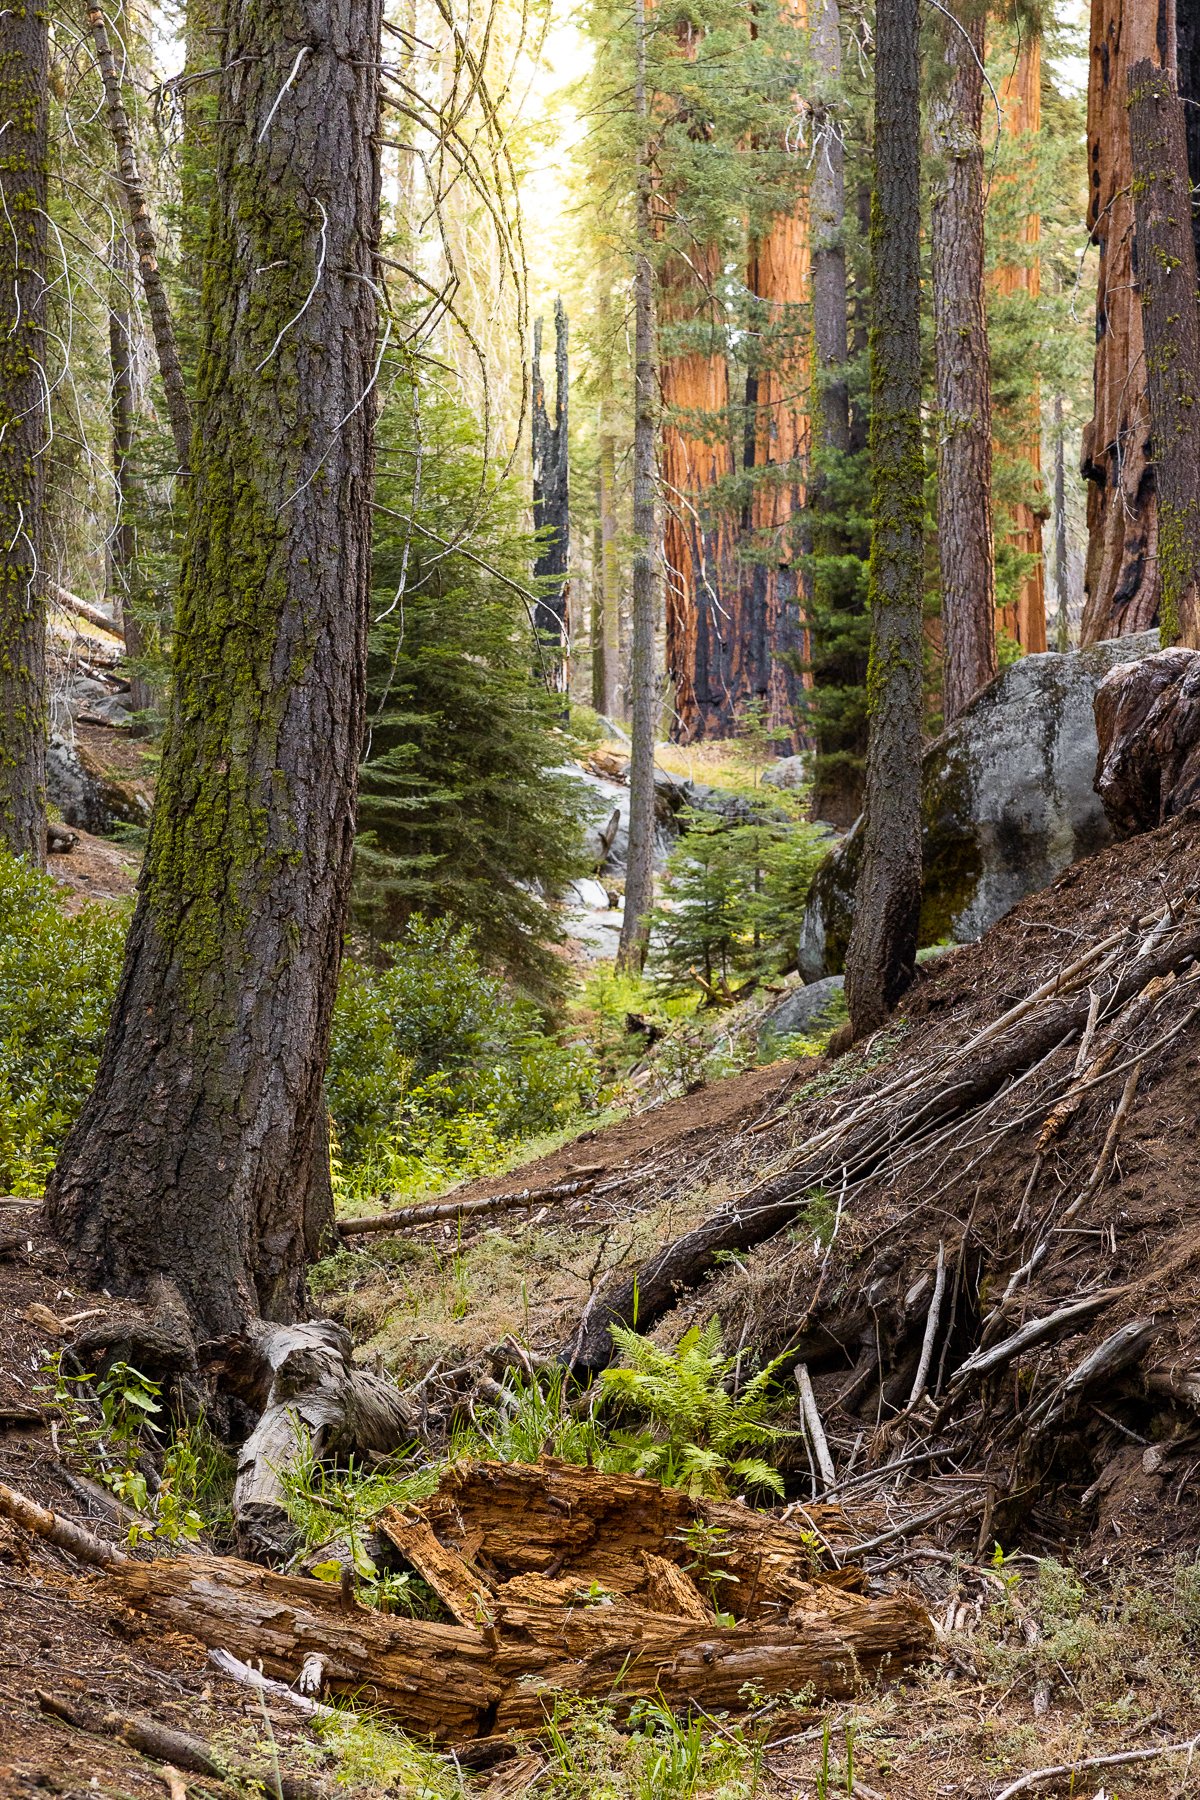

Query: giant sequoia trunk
left=930, top=0, right=997, bottom=720
left=843, top=0, right=923, bottom=1037
left=993, top=37, right=1046, bottom=654
left=1079, top=0, right=1171, bottom=643
left=0, top=2, right=49, bottom=864
left=1127, top=59, right=1200, bottom=650
left=742, top=103, right=811, bottom=750
left=47, top=1, right=383, bottom=1337
left=660, top=238, right=739, bottom=741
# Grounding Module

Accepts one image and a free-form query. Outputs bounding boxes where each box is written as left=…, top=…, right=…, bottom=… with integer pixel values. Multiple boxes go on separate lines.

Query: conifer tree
left=0, top=1, right=49, bottom=863
left=48, top=0, right=384, bottom=1334
left=844, top=0, right=924, bottom=1036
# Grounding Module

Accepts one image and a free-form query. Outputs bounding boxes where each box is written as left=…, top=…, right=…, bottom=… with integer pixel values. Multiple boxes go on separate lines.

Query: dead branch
left=993, top=1731, right=1200, bottom=1799
left=0, top=1479, right=126, bottom=1569
left=339, top=1168, right=603, bottom=1238
left=37, top=1690, right=325, bottom=1800
left=563, top=906, right=1200, bottom=1371
left=795, top=1361, right=837, bottom=1491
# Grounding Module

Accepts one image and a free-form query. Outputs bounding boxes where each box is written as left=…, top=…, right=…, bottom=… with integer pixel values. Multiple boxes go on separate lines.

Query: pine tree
left=357, top=372, right=589, bottom=996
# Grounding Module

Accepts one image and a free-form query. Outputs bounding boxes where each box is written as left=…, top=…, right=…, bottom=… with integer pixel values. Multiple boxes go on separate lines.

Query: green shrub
left=327, top=916, right=598, bottom=1184
left=0, top=852, right=127, bottom=1194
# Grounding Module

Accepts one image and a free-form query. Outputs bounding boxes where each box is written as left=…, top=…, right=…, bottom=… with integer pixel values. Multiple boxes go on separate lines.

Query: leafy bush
left=0, top=852, right=127, bottom=1194
left=327, top=916, right=598, bottom=1188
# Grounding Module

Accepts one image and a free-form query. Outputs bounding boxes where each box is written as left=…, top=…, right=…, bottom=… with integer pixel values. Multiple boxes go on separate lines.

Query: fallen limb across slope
left=564, top=902, right=1200, bottom=1372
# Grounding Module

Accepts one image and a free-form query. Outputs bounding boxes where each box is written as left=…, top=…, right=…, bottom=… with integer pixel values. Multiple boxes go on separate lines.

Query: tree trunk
left=0, top=1, right=48, bottom=865
left=86, top=2, right=193, bottom=475
left=108, top=222, right=154, bottom=718
left=617, top=0, right=659, bottom=974
left=46, top=0, right=383, bottom=1337
left=930, top=1, right=997, bottom=721
left=807, top=0, right=869, bottom=826
left=595, top=411, right=621, bottom=718
left=660, top=238, right=738, bottom=742
left=532, top=299, right=570, bottom=687
left=1079, top=0, right=1167, bottom=644
left=1053, top=392, right=1069, bottom=650
left=842, top=0, right=924, bottom=1037
left=743, top=61, right=811, bottom=752
left=1127, top=58, right=1200, bottom=650
left=993, top=37, right=1047, bottom=654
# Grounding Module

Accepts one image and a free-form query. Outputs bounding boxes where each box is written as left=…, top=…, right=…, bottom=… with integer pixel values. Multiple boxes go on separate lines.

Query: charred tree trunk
left=86, top=2, right=192, bottom=475
left=1127, top=59, right=1200, bottom=650
left=843, top=0, right=924, bottom=1038
left=660, top=239, right=738, bottom=742
left=594, top=411, right=622, bottom=718
left=46, top=0, right=383, bottom=1337
left=1079, top=0, right=1169, bottom=643
left=930, top=0, right=997, bottom=720
left=532, top=300, right=570, bottom=687
left=617, top=0, right=659, bottom=974
left=108, top=222, right=154, bottom=719
left=0, top=1, right=49, bottom=864
left=993, top=37, right=1047, bottom=654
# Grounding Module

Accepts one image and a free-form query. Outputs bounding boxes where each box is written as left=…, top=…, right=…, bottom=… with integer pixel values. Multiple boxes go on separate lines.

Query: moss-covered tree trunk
left=843, top=0, right=923, bottom=1038
left=108, top=221, right=153, bottom=718
left=930, top=0, right=997, bottom=719
left=47, top=0, right=383, bottom=1336
left=0, top=1, right=48, bottom=864
left=1128, top=58, right=1200, bottom=649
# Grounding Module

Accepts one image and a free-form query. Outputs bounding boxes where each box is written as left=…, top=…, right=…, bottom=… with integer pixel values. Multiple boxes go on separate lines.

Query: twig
left=993, top=1731, right=1200, bottom=1798
left=948, top=1289, right=1123, bottom=1393
left=794, top=1362, right=836, bottom=1491
left=847, top=1488, right=988, bottom=1559
left=908, top=1242, right=946, bottom=1408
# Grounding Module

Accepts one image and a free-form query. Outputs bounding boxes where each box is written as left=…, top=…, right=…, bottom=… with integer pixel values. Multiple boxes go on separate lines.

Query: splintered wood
left=26, top=1460, right=932, bottom=1742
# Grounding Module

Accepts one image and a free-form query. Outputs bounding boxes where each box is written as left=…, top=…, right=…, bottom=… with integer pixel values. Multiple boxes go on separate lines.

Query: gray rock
left=758, top=975, right=845, bottom=1049
left=798, top=633, right=1160, bottom=980
left=46, top=732, right=151, bottom=834
left=761, top=755, right=809, bottom=790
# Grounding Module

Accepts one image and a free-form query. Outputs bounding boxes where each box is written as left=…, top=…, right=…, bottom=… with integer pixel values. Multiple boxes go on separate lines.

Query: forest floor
left=5, top=811, right=1200, bottom=1795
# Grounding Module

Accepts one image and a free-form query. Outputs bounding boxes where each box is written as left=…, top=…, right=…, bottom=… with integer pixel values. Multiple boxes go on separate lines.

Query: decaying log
left=232, top=1320, right=419, bottom=1563
left=1, top=1464, right=933, bottom=1741
left=564, top=908, right=1200, bottom=1370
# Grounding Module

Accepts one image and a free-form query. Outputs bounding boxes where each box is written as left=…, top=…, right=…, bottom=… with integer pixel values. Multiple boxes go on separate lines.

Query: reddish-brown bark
left=993, top=36, right=1047, bottom=654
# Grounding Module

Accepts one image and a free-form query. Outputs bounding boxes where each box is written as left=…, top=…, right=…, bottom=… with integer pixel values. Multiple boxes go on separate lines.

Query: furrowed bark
left=47, top=0, right=383, bottom=1336
left=595, top=403, right=622, bottom=718
left=1127, top=58, right=1200, bottom=650
left=843, top=0, right=924, bottom=1036
left=930, top=0, right=997, bottom=720
left=1079, top=0, right=1168, bottom=643
left=993, top=38, right=1047, bottom=654
left=617, top=0, right=659, bottom=974
left=85, top=3, right=193, bottom=474
left=0, top=1, right=49, bottom=864
left=107, top=219, right=154, bottom=717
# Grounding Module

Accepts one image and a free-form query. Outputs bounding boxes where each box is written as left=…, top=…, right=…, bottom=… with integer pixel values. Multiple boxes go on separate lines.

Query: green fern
left=599, top=1321, right=790, bottom=1499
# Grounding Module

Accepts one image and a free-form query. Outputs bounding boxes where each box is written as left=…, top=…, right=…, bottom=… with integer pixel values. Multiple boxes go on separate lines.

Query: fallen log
left=0, top=1464, right=933, bottom=1741
left=338, top=1167, right=604, bottom=1239
left=563, top=908, right=1200, bottom=1371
